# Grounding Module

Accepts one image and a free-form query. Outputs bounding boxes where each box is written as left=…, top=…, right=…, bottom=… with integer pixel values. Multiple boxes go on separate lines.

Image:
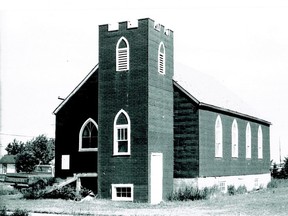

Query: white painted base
left=174, top=173, right=271, bottom=193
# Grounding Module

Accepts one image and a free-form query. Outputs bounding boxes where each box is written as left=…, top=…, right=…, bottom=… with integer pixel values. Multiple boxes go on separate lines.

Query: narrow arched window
left=114, top=109, right=131, bottom=155
left=79, top=118, right=98, bottom=152
left=215, top=115, right=223, bottom=158
left=231, top=119, right=238, bottom=158
left=258, top=126, right=263, bottom=159
left=246, top=123, right=251, bottom=159
left=158, top=42, right=165, bottom=74
left=116, top=37, right=129, bottom=71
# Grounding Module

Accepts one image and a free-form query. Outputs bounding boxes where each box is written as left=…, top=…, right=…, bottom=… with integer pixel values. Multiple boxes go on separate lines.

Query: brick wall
left=173, top=85, right=199, bottom=178
left=198, top=109, right=270, bottom=177
left=55, top=71, right=98, bottom=179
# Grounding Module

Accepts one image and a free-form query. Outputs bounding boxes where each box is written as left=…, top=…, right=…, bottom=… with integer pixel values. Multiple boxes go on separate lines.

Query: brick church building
left=53, top=18, right=271, bottom=203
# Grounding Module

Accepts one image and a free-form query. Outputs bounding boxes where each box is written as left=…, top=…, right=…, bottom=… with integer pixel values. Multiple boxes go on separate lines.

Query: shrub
left=227, top=185, right=236, bottom=196
left=0, top=206, right=7, bottom=216
left=168, top=185, right=220, bottom=201
left=236, top=185, right=247, bottom=194
left=11, top=209, right=29, bottom=216
left=0, top=207, right=29, bottom=216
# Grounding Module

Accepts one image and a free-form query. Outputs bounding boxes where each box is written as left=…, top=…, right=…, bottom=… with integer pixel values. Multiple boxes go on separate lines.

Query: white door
left=150, top=153, right=163, bottom=204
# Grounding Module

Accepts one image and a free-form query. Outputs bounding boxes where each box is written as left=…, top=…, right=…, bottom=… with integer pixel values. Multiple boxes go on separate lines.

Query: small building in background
left=0, top=155, right=16, bottom=174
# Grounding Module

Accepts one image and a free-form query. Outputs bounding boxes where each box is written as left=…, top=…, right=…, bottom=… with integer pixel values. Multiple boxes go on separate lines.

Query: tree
left=5, top=139, right=25, bottom=155
left=15, top=135, right=55, bottom=173
left=15, top=151, right=38, bottom=173
left=283, top=156, right=288, bottom=178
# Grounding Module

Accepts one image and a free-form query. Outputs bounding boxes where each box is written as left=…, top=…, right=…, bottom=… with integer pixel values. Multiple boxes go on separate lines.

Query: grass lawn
left=1, top=180, right=288, bottom=215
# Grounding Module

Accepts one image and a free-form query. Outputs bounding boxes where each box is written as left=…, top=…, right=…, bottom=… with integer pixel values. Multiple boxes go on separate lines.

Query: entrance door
left=150, top=153, right=163, bottom=204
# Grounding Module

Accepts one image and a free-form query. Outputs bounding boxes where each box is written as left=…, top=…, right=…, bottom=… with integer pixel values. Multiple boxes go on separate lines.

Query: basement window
left=112, top=184, right=134, bottom=201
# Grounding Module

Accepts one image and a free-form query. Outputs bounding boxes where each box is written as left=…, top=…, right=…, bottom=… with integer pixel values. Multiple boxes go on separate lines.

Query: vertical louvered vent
left=158, top=42, right=165, bottom=74
left=116, top=37, right=129, bottom=71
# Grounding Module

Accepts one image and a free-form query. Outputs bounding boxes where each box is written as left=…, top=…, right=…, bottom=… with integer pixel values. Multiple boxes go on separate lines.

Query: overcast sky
left=1, top=0, right=288, bottom=162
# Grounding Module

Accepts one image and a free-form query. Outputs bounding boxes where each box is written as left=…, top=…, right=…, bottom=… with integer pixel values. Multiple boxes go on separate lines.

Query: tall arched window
left=231, top=119, right=238, bottom=158
left=114, top=109, right=131, bottom=155
left=116, top=37, right=129, bottom=71
left=79, top=118, right=98, bottom=152
left=158, top=42, right=165, bottom=74
left=258, top=126, right=263, bottom=159
left=246, top=123, right=251, bottom=159
left=215, top=115, right=223, bottom=158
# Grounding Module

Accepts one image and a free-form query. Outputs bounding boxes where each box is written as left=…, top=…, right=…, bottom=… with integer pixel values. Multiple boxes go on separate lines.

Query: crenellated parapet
left=99, top=18, right=173, bottom=36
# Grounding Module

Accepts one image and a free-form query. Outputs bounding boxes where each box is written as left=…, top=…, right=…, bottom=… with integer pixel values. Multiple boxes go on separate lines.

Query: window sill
left=79, top=148, right=98, bottom=152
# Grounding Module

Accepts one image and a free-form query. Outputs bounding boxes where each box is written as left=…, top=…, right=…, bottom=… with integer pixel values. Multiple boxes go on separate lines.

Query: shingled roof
left=173, top=63, right=270, bottom=125
left=0, top=155, right=16, bottom=164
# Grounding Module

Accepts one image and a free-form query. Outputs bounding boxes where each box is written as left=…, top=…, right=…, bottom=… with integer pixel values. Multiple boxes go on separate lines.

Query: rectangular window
left=219, top=181, right=226, bottom=192
left=112, top=184, right=133, bottom=201
left=61, top=155, right=70, bottom=170
left=116, top=127, right=128, bottom=153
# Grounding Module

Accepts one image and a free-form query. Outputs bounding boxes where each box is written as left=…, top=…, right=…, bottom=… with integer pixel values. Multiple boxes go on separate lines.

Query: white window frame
left=79, top=118, right=98, bottom=152
left=215, top=115, right=223, bottom=158
left=246, top=123, right=252, bottom=159
left=219, top=181, right=226, bottom=193
left=113, top=109, right=131, bottom=156
left=158, top=42, right=165, bottom=74
left=258, top=126, right=263, bottom=159
left=231, top=119, right=238, bottom=158
left=61, top=155, right=70, bottom=170
left=116, top=37, right=129, bottom=71
left=111, top=184, right=134, bottom=201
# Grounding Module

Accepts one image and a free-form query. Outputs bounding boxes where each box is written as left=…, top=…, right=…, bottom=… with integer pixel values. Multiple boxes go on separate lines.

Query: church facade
left=53, top=18, right=271, bottom=203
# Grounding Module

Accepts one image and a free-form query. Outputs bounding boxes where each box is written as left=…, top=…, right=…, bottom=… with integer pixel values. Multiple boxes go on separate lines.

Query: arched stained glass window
left=215, top=115, right=223, bottom=158
left=231, top=119, right=238, bottom=158
left=114, top=109, right=131, bottom=155
left=258, top=126, right=263, bottom=159
left=246, top=123, right=251, bottom=159
left=79, top=118, right=98, bottom=151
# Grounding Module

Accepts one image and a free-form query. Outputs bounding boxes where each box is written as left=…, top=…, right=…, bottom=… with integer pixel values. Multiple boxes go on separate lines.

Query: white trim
left=79, top=118, right=98, bottom=152
left=246, top=123, right=252, bottom=159
left=113, top=109, right=131, bottom=156
left=61, top=155, right=70, bottom=170
left=158, top=42, right=165, bottom=74
left=215, top=115, right=223, bottom=158
left=116, top=37, right=130, bottom=71
left=231, top=119, right=238, bottom=158
left=258, top=126, right=263, bottom=159
left=53, top=65, right=98, bottom=114
left=111, top=184, right=134, bottom=201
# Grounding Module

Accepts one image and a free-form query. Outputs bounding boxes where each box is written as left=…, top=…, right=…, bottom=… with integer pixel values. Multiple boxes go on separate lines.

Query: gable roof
left=53, top=63, right=270, bottom=125
left=173, top=63, right=271, bottom=125
left=53, top=64, right=98, bottom=114
left=0, top=155, right=16, bottom=164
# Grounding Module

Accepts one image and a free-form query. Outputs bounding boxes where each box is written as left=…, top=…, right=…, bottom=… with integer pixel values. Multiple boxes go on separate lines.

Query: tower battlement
left=99, top=18, right=173, bottom=36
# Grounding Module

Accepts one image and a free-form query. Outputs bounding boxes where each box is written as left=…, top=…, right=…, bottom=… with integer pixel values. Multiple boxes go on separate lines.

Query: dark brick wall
left=198, top=109, right=270, bottom=177
left=98, top=20, right=150, bottom=202
left=55, top=71, right=98, bottom=178
left=98, top=18, right=174, bottom=202
left=147, top=21, right=174, bottom=200
left=173, top=86, right=199, bottom=178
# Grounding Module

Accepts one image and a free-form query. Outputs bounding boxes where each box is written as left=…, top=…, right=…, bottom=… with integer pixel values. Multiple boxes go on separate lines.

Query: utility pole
left=279, top=137, right=282, bottom=164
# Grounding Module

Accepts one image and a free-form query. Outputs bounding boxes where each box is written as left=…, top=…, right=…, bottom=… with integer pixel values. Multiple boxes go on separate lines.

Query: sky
left=0, top=0, right=288, bottom=162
